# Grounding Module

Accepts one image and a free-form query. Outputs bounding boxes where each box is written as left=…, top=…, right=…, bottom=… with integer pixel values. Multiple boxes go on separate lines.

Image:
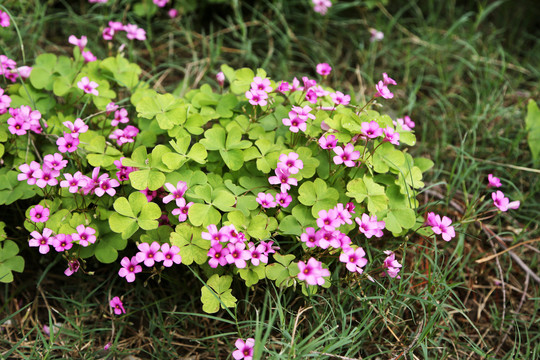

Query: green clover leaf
left=200, top=274, right=237, bottom=313
left=109, top=192, right=161, bottom=239
left=0, top=240, right=25, bottom=283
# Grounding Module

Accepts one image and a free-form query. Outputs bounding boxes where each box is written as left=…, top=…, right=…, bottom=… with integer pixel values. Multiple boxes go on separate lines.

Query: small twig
left=475, top=238, right=540, bottom=263
left=290, top=306, right=312, bottom=358
left=390, top=320, right=425, bottom=360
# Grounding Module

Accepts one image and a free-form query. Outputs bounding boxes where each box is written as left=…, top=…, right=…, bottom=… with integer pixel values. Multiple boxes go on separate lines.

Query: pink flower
left=487, top=174, right=502, bottom=188
left=216, top=71, right=225, bottom=86
left=124, top=24, right=146, bottom=41
left=154, top=243, right=181, bottom=267
left=115, top=158, right=136, bottom=182
left=72, top=225, right=97, bottom=247
left=60, top=171, right=87, bottom=193
left=282, top=113, right=306, bottom=133
left=0, top=10, right=10, bottom=27
left=232, top=338, right=255, bottom=360
left=245, top=89, right=268, bottom=106
left=29, top=228, right=54, bottom=254
left=333, top=203, right=353, bottom=225
left=30, top=205, right=50, bottom=223
left=251, top=76, right=273, bottom=92
left=34, top=166, right=60, bottom=188
left=136, top=242, right=162, bottom=267
left=346, top=202, right=355, bottom=214
left=275, top=192, right=292, bottom=208
left=430, top=215, right=456, bottom=241
left=51, top=234, right=73, bottom=252
left=153, top=0, right=169, bottom=7
left=110, top=296, right=126, bottom=315
left=18, top=161, right=41, bottom=185
left=63, top=118, right=88, bottom=137
left=95, top=175, right=120, bottom=197
left=82, top=51, right=97, bottom=63
left=44, top=153, right=68, bottom=171
left=248, top=243, right=268, bottom=266
left=492, top=191, right=520, bottom=212
left=57, top=133, right=80, bottom=153
left=104, top=343, right=111, bottom=351
left=225, top=243, right=251, bottom=269
left=102, top=27, right=115, bottom=41
left=339, top=247, right=368, bottom=273
left=289, top=77, right=302, bottom=92
left=382, top=73, right=397, bottom=86
left=361, top=121, right=383, bottom=139
left=297, top=257, right=330, bottom=285
left=119, top=256, right=142, bottom=282
left=108, top=21, right=124, bottom=31
left=425, top=211, right=438, bottom=227
left=163, top=181, right=188, bottom=205
left=300, top=227, right=318, bottom=248
left=64, top=259, right=80, bottom=276
left=208, top=244, right=230, bottom=268
left=319, top=134, right=338, bottom=149
left=312, top=0, right=332, bottom=15
left=382, top=127, right=400, bottom=145
left=202, top=224, right=229, bottom=245
left=268, top=167, right=297, bottom=193
left=316, top=62, right=332, bottom=76
left=168, top=9, right=178, bottom=18
left=7, top=115, right=30, bottom=135
left=260, top=240, right=279, bottom=255
left=277, top=152, right=303, bottom=174
left=111, top=108, right=129, bottom=126
left=355, top=214, right=385, bottom=238
left=0, top=88, right=12, bottom=114
left=316, top=209, right=340, bottom=230
left=393, top=117, right=414, bottom=131
left=277, top=81, right=290, bottom=93
left=0, top=55, right=17, bottom=82
left=106, top=102, right=119, bottom=115
left=382, top=250, right=402, bottom=278
left=77, top=77, right=99, bottom=96
left=375, top=80, right=393, bottom=99
left=305, top=88, right=318, bottom=104
left=330, top=91, right=350, bottom=105
left=316, top=228, right=340, bottom=249
left=333, top=143, right=360, bottom=167
left=68, top=35, right=87, bottom=51
left=369, top=28, right=384, bottom=42
left=171, top=198, right=193, bottom=222
left=256, top=192, right=277, bottom=209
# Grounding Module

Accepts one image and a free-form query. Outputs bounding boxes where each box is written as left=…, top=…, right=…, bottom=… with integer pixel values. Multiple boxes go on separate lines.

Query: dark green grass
left=1, top=0, right=539, bottom=358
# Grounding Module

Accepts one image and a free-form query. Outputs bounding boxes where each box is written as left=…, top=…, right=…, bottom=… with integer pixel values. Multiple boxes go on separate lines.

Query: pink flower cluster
left=393, top=115, right=415, bottom=131
left=382, top=250, right=402, bottom=278
left=7, top=105, right=45, bottom=135
left=312, top=0, right=332, bottom=15
left=298, top=257, right=330, bottom=285
left=103, top=21, right=146, bottom=41
left=282, top=105, right=315, bottom=133
left=375, top=73, right=397, bottom=99
left=109, top=125, right=139, bottom=146
left=0, top=55, right=19, bottom=82
left=114, top=158, right=136, bottom=182
left=68, top=35, right=97, bottom=62
left=0, top=87, right=11, bottom=114
left=355, top=213, right=385, bottom=238
left=203, top=224, right=278, bottom=269
left=119, top=242, right=182, bottom=282
left=486, top=174, right=520, bottom=212
left=245, top=76, right=273, bottom=106
left=163, top=181, right=193, bottom=222
left=426, top=212, right=456, bottom=241
left=263, top=152, right=303, bottom=200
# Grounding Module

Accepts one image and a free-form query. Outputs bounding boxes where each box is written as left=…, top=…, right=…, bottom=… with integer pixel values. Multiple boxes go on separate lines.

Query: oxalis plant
left=0, top=44, right=466, bottom=317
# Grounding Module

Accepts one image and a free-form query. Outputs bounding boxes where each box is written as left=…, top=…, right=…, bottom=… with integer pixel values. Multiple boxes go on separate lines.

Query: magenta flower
left=222, top=225, right=243, bottom=244
left=7, top=113, right=31, bottom=135
left=29, top=228, right=54, bottom=254
left=154, top=243, right=181, bottom=267
left=319, top=134, right=338, bottom=149
left=72, top=225, right=97, bottom=247
left=275, top=192, right=292, bottom=208
left=0, top=55, right=17, bottom=82
left=339, top=247, right=368, bottom=273
left=251, top=76, right=273, bottom=92
left=108, top=21, right=124, bottom=31
left=393, top=116, right=415, bottom=131
left=289, top=77, right=302, bottom=92
left=277, top=81, right=290, bottom=93
left=383, top=127, right=400, bottom=145
left=51, top=234, right=73, bottom=252
left=0, top=88, right=12, bottom=114
left=64, top=259, right=80, bottom=276
left=163, top=181, right=188, bottom=205
left=245, top=89, right=268, bottom=106
left=312, top=0, right=332, bottom=15
left=81, top=167, right=101, bottom=195
left=268, top=167, right=297, bottom=193
left=68, top=35, right=87, bottom=51
left=226, top=242, right=251, bottom=269
left=492, top=191, right=520, bottom=212
left=277, top=152, right=303, bottom=174
left=425, top=211, right=438, bottom=227
left=330, top=91, right=350, bottom=105
left=153, top=0, right=169, bottom=7
left=0, top=10, right=10, bottom=27
left=333, top=143, right=360, bottom=167
left=60, top=171, right=87, bottom=193
left=346, top=202, right=355, bottom=213
left=361, top=121, right=383, bottom=139
left=248, top=243, right=268, bottom=266
left=124, top=24, right=146, bottom=41
left=316, top=228, right=341, bottom=249
left=316, top=63, right=332, bottom=76
left=34, top=166, right=60, bottom=188
left=111, top=108, right=129, bottom=127
left=30, top=205, right=50, bottom=223
left=282, top=113, right=307, bottom=133
left=44, top=153, right=68, bottom=171
left=95, top=175, right=120, bottom=197
left=232, top=338, right=255, bottom=360
left=487, top=174, right=502, bottom=188
left=18, top=161, right=41, bottom=185
left=369, top=28, right=384, bottom=42
left=430, top=214, right=456, bottom=241
left=106, top=102, right=119, bottom=115
left=202, top=224, right=230, bottom=245
left=82, top=51, right=97, bottom=63
left=216, top=71, right=225, bottom=86
left=382, top=73, right=397, bottom=86
left=316, top=209, right=340, bottom=230
left=256, top=192, right=277, bottom=209
left=305, top=88, right=318, bottom=104
left=136, top=242, right=162, bottom=267
left=337, top=232, right=352, bottom=249
left=63, top=118, right=88, bottom=137
left=102, top=27, right=115, bottom=41
left=355, top=214, right=385, bottom=238
left=172, top=198, right=193, bottom=222
left=118, top=256, right=142, bottom=282
left=297, top=257, right=330, bottom=285
left=8, top=105, right=44, bottom=134
left=375, top=81, right=393, bottom=99
left=382, top=250, right=402, bottom=278
left=57, top=133, right=80, bottom=153
left=77, top=76, right=99, bottom=96
left=208, top=244, right=230, bottom=268
left=260, top=240, right=279, bottom=256
left=333, top=203, right=353, bottom=226
left=168, top=8, right=178, bottom=18
left=300, top=227, right=318, bottom=248
left=110, top=296, right=126, bottom=315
